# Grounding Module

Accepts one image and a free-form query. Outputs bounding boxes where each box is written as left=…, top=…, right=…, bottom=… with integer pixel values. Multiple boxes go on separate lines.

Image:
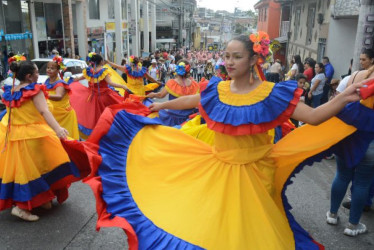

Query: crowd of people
left=1, top=31, right=374, bottom=249
left=116, top=49, right=227, bottom=85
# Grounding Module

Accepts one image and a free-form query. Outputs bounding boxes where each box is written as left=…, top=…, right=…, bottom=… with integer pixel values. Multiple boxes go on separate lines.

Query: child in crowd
left=329, top=79, right=340, bottom=100
left=296, top=73, right=307, bottom=103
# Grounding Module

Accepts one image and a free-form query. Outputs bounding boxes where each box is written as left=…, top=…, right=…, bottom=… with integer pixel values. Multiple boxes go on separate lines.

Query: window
left=306, top=3, right=316, bottom=45
left=122, top=0, right=127, bottom=20
left=108, top=0, right=114, bottom=19
left=293, top=7, right=301, bottom=41
left=88, top=0, right=100, bottom=20
left=264, top=8, right=268, bottom=21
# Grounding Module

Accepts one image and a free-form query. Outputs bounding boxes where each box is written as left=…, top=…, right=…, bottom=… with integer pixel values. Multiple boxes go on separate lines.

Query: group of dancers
left=1, top=31, right=374, bottom=249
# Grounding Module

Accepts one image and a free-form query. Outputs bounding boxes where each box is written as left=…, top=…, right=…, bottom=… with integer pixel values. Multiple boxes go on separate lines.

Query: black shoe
left=342, top=201, right=371, bottom=212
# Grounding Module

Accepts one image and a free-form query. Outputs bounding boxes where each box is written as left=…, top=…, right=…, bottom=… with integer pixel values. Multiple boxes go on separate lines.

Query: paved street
left=0, top=159, right=373, bottom=250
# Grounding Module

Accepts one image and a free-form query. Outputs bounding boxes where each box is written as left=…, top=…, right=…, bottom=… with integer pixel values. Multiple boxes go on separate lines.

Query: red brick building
left=254, top=0, right=281, bottom=40
left=255, top=0, right=288, bottom=64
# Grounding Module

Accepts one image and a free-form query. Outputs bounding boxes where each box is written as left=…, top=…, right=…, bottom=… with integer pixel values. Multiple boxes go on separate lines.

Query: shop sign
left=0, top=29, right=33, bottom=41
left=105, top=22, right=116, bottom=32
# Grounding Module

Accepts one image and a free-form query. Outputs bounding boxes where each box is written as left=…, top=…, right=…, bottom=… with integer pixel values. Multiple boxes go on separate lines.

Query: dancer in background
left=69, top=53, right=126, bottom=138
left=105, top=56, right=161, bottom=96
left=44, top=56, right=79, bottom=140
left=0, top=61, right=82, bottom=221
left=146, top=60, right=200, bottom=126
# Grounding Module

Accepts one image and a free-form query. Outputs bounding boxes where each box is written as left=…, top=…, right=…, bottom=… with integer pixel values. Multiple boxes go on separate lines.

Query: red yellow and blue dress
left=123, top=64, right=159, bottom=96
left=0, top=83, right=83, bottom=211
left=69, top=67, right=123, bottom=138
left=44, top=78, right=79, bottom=140
left=63, top=77, right=374, bottom=249
left=156, top=79, right=200, bottom=126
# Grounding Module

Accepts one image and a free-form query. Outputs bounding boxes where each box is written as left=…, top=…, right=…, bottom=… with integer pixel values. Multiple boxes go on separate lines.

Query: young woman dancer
left=65, top=32, right=374, bottom=249
left=69, top=53, right=126, bottom=138
left=44, top=56, right=79, bottom=140
left=146, top=60, right=200, bottom=126
left=105, top=56, right=161, bottom=96
left=0, top=61, right=82, bottom=221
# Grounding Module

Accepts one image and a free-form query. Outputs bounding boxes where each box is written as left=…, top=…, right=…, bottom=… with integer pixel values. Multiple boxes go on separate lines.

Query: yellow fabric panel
left=147, top=112, right=159, bottom=119
left=144, top=83, right=160, bottom=92
left=268, top=128, right=275, bottom=144
left=0, top=134, right=69, bottom=184
left=217, top=80, right=275, bottom=106
left=127, top=125, right=295, bottom=249
left=180, top=115, right=215, bottom=146
left=126, top=76, right=146, bottom=96
left=47, top=90, right=79, bottom=140
left=5, top=100, right=45, bottom=125
left=271, top=117, right=356, bottom=210
left=103, top=65, right=128, bottom=96
left=0, top=97, right=70, bottom=184
left=1, top=101, right=56, bottom=140
left=360, top=95, right=374, bottom=109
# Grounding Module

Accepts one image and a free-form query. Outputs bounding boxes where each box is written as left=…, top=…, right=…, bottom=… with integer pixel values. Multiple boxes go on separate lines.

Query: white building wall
left=287, top=0, right=331, bottom=62
left=86, top=0, right=114, bottom=28
left=326, top=18, right=358, bottom=79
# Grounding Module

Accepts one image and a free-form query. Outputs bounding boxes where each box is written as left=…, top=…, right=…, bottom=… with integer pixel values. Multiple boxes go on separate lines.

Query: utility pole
left=130, top=0, right=139, bottom=56
left=352, top=0, right=374, bottom=71
left=114, top=0, right=122, bottom=64
left=178, top=0, right=183, bottom=49
left=151, top=0, right=156, bottom=52
left=143, top=0, right=150, bottom=53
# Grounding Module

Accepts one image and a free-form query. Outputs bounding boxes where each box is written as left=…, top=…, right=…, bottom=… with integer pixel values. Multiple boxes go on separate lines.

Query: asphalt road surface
left=0, top=158, right=373, bottom=250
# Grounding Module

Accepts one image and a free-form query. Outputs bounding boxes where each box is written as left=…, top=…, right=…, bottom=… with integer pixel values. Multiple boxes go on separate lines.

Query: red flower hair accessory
left=52, top=55, right=66, bottom=70
left=249, top=31, right=270, bottom=58
left=7, top=54, right=26, bottom=65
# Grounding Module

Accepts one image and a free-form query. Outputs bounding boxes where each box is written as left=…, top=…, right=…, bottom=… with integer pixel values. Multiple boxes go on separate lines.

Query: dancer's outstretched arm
left=105, top=75, right=129, bottom=90
left=48, top=86, right=66, bottom=101
left=149, top=94, right=200, bottom=112
left=292, top=79, right=370, bottom=125
left=147, top=88, right=168, bottom=99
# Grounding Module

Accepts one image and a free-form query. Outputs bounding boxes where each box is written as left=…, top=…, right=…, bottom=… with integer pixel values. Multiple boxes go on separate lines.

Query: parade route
left=0, top=159, right=373, bottom=250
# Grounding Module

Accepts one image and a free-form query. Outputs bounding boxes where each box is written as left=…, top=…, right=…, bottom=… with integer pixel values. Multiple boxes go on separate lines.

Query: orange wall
left=255, top=1, right=281, bottom=40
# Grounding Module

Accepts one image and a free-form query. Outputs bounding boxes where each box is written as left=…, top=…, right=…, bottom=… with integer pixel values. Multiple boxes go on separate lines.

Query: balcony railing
left=280, top=21, right=290, bottom=37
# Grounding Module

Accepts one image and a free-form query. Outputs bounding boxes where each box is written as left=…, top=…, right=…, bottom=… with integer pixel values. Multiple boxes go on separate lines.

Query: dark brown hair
left=10, top=61, right=36, bottom=81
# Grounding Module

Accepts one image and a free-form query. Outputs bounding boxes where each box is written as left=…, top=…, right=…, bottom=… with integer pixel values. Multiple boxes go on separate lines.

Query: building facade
left=155, top=0, right=197, bottom=50
left=255, top=0, right=288, bottom=63
left=0, top=0, right=132, bottom=70
left=254, top=0, right=282, bottom=40
left=284, top=0, right=360, bottom=78
left=0, top=0, right=90, bottom=62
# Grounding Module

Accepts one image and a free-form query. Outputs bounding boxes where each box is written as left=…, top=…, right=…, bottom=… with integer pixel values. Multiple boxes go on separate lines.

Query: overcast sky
left=197, top=0, right=257, bottom=12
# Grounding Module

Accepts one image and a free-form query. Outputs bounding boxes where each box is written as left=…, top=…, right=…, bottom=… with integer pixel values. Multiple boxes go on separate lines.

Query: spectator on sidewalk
left=321, top=56, right=334, bottom=104
left=308, top=63, right=326, bottom=107
left=303, top=58, right=315, bottom=82
left=267, top=59, right=282, bottom=83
